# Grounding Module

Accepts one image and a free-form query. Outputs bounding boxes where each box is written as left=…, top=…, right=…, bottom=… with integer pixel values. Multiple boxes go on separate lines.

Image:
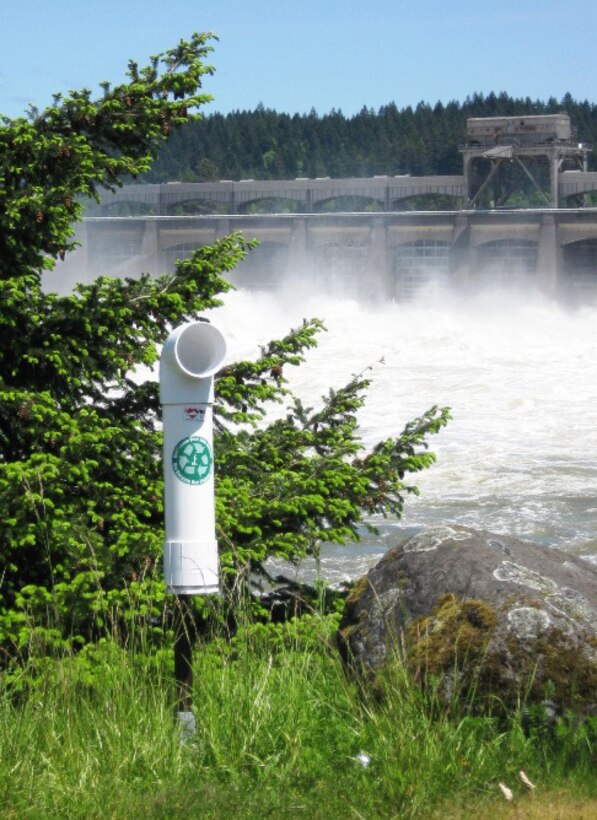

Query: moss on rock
left=337, top=527, right=597, bottom=716
left=408, top=594, right=498, bottom=677
left=405, top=595, right=596, bottom=714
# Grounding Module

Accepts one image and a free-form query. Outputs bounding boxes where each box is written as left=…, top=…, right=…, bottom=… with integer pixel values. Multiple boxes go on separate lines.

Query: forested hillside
left=145, top=92, right=597, bottom=182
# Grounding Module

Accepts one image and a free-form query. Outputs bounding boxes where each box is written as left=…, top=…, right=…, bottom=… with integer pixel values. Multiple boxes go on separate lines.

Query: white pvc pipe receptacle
left=159, top=321, right=227, bottom=595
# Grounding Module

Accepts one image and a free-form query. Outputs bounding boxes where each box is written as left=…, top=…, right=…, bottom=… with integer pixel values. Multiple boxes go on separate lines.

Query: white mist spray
left=210, top=277, right=597, bottom=582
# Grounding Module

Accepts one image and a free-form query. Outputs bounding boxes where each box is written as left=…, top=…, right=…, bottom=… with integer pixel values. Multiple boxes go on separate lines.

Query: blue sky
left=1, top=0, right=596, bottom=120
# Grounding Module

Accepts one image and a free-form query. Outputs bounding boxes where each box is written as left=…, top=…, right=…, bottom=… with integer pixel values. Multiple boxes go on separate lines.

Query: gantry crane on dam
left=461, top=114, right=592, bottom=209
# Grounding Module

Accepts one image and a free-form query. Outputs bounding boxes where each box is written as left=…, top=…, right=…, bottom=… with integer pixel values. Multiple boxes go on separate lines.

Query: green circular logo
left=172, top=436, right=212, bottom=485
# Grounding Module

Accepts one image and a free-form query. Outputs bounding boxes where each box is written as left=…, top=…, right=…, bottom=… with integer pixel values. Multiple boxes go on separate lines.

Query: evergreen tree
left=0, top=35, right=449, bottom=654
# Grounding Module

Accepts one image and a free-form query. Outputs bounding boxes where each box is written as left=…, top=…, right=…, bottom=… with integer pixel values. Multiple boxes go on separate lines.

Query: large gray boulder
left=337, top=526, right=597, bottom=713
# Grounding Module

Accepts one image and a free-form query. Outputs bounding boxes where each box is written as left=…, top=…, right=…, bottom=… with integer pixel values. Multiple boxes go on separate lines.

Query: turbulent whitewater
left=208, top=280, right=597, bottom=584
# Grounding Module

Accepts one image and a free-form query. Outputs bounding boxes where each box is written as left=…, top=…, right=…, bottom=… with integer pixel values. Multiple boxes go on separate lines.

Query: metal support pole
left=551, top=153, right=560, bottom=208
left=515, top=157, right=552, bottom=206
left=469, top=159, right=503, bottom=208
left=174, top=595, right=197, bottom=734
left=174, top=595, right=195, bottom=709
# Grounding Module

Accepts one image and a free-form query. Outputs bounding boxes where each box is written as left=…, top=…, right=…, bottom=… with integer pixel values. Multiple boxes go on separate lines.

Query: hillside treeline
left=144, top=92, right=597, bottom=182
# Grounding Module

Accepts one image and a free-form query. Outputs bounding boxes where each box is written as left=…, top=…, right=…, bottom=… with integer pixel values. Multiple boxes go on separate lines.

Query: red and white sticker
left=183, top=406, right=203, bottom=421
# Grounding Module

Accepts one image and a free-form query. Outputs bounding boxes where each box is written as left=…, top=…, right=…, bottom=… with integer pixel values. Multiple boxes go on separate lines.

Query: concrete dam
left=60, top=197, right=597, bottom=300
left=54, top=114, right=597, bottom=300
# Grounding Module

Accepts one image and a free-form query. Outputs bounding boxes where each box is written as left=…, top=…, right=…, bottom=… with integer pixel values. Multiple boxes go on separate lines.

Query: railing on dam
left=84, top=177, right=469, bottom=216
left=84, top=171, right=597, bottom=217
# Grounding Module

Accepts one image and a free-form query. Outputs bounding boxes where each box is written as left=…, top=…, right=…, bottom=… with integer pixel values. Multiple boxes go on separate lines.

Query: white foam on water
left=209, top=278, right=597, bottom=581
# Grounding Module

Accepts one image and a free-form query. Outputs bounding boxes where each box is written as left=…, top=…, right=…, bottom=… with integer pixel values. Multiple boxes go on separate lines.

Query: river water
left=213, top=276, right=597, bottom=584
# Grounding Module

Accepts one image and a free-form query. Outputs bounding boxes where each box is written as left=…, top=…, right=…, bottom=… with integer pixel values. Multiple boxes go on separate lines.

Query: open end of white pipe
left=174, top=322, right=227, bottom=378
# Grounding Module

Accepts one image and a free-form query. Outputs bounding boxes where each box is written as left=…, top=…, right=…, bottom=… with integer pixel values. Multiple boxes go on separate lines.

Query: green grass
left=0, top=615, right=595, bottom=819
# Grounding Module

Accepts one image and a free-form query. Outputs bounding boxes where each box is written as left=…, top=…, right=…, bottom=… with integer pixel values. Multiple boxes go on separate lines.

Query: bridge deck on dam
left=86, top=177, right=468, bottom=215
left=53, top=206, right=597, bottom=302
left=85, top=173, right=597, bottom=217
